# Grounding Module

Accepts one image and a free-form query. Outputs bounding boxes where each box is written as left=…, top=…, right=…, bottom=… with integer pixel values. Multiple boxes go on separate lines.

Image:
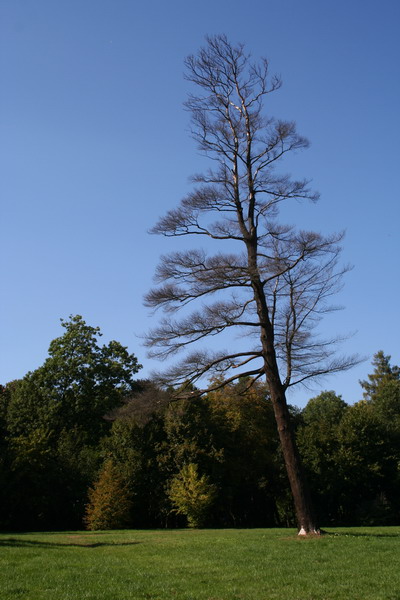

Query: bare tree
left=144, top=35, right=359, bottom=534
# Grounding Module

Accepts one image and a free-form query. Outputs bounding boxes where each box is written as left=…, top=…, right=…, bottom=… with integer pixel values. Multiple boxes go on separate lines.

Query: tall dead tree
left=144, top=35, right=358, bottom=533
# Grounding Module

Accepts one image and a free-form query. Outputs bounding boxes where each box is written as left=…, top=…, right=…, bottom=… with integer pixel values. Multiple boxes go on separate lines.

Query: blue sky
left=1, top=0, right=399, bottom=406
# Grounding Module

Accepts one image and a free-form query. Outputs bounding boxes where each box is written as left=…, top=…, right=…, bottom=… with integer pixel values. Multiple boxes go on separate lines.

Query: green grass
left=1, top=527, right=400, bottom=600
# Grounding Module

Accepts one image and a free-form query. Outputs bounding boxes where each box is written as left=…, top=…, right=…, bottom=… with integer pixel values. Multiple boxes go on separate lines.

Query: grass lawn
left=1, top=527, right=399, bottom=600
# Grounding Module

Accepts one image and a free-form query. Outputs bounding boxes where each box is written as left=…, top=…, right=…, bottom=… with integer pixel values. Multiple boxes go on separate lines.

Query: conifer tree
left=168, top=463, right=216, bottom=527
left=360, top=351, right=400, bottom=401
left=85, top=459, right=132, bottom=530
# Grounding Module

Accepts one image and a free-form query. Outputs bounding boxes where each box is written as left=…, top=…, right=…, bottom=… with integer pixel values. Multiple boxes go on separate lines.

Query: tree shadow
left=0, top=537, right=141, bottom=548
left=325, top=530, right=400, bottom=539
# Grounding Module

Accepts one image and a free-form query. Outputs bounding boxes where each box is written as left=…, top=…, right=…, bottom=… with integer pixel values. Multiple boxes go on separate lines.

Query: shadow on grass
left=325, top=530, right=400, bottom=539
left=0, top=537, right=141, bottom=548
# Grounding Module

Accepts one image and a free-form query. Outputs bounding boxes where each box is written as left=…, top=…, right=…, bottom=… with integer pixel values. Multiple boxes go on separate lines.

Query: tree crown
left=145, top=35, right=358, bottom=395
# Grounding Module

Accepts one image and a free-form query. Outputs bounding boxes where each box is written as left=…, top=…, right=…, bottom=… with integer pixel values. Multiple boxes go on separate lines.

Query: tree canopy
left=0, top=341, right=399, bottom=531
left=0, top=315, right=141, bottom=530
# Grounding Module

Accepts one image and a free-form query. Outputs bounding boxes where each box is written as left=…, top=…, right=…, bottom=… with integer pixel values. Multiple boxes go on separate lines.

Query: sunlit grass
left=1, top=527, right=399, bottom=599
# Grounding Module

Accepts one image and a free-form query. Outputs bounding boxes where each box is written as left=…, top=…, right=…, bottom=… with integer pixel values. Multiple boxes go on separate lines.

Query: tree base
left=298, top=527, right=322, bottom=536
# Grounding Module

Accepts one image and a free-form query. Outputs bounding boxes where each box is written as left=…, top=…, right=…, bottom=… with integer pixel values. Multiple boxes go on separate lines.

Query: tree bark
left=249, top=249, right=318, bottom=534
left=269, top=381, right=318, bottom=534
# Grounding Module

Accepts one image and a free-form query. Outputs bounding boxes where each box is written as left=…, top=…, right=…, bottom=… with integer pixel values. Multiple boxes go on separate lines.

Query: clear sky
left=1, top=0, right=399, bottom=407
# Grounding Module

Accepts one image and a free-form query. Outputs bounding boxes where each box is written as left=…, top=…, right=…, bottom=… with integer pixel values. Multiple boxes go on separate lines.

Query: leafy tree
left=356, top=353, right=400, bottom=521
left=109, top=379, right=171, bottom=426
left=162, top=394, right=219, bottom=473
left=103, top=419, right=143, bottom=481
left=359, top=352, right=400, bottom=432
left=3, top=315, right=141, bottom=530
left=207, top=379, right=283, bottom=526
left=297, top=380, right=400, bottom=526
left=106, top=382, right=175, bottom=528
left=297, top=391, right=348, bottom=524
left=337, top=400, right=399, bottom=524
left=145, top=35, right=358, bottom=533
left=168, top=462, right=216, bottom=527
left=103, top=378, right=283, bottom=528
left=0, top=384, right=10, bottom=485
left=371, top=379, right=400, bottom=431
left=84, top=459, right=132, bottom=530
left=7, top=315, right=142, bottom=443
left=149, top=378, right=285, bottom=527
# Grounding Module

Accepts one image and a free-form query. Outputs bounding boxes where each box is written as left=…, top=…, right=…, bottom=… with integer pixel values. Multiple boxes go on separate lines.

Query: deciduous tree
left=3, top=315, right=141, bottom=529
left=297, top=391, right=348, bottom=524
left=145, top=35, right=359, bottom=533
left=7, top=315, right=142, bottom=444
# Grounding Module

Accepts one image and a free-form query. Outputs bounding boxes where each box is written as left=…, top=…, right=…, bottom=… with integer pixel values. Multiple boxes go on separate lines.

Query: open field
left=1, top=528, right=399, bottom=600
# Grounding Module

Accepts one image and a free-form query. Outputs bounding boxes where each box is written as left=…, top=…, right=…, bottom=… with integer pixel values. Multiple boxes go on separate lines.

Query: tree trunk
left=250, top=268, right=319, bottom=534
left=268, top=380, right=319, bottom=534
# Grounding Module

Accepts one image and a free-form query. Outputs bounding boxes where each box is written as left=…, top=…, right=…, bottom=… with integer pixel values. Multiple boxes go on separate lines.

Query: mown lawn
left=1, top=527, right=399, bottom=600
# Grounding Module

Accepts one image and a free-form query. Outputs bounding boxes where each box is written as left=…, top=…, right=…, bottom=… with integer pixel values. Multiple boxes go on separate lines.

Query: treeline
left=0, top=316, right=399, bottom=530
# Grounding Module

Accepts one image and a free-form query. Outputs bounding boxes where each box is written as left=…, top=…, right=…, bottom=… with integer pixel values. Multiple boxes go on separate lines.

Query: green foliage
left=1, top=316, right=141, bottom=530
left=372, top=379, right=400, bottom=428
left=360, top=351, right=400, bottom=401
left=297, top=391, right=348, bottom=524
left=168, top=463, right=216, bottom=527
left=297, top=368, right=400, bottom=526
left=157, top=379, right=283, bottom=527
left=298, top=391, right=348, bottom=478
left=6, top=315, right=142, bottom=443
left=301, top=391, right=348, bottom=426
left=360, top=352, right=400, bottom=432
left=84, top=459, right=132, bottom=530
left=337, top=400, right=399, bottom=524
left=2, top=339, right=400, bottom=530
left=162, top=395, right=219, bottom=474
left=206, top=379, right=284, bottom=526
left=103, top=419, right=143, bottom=481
